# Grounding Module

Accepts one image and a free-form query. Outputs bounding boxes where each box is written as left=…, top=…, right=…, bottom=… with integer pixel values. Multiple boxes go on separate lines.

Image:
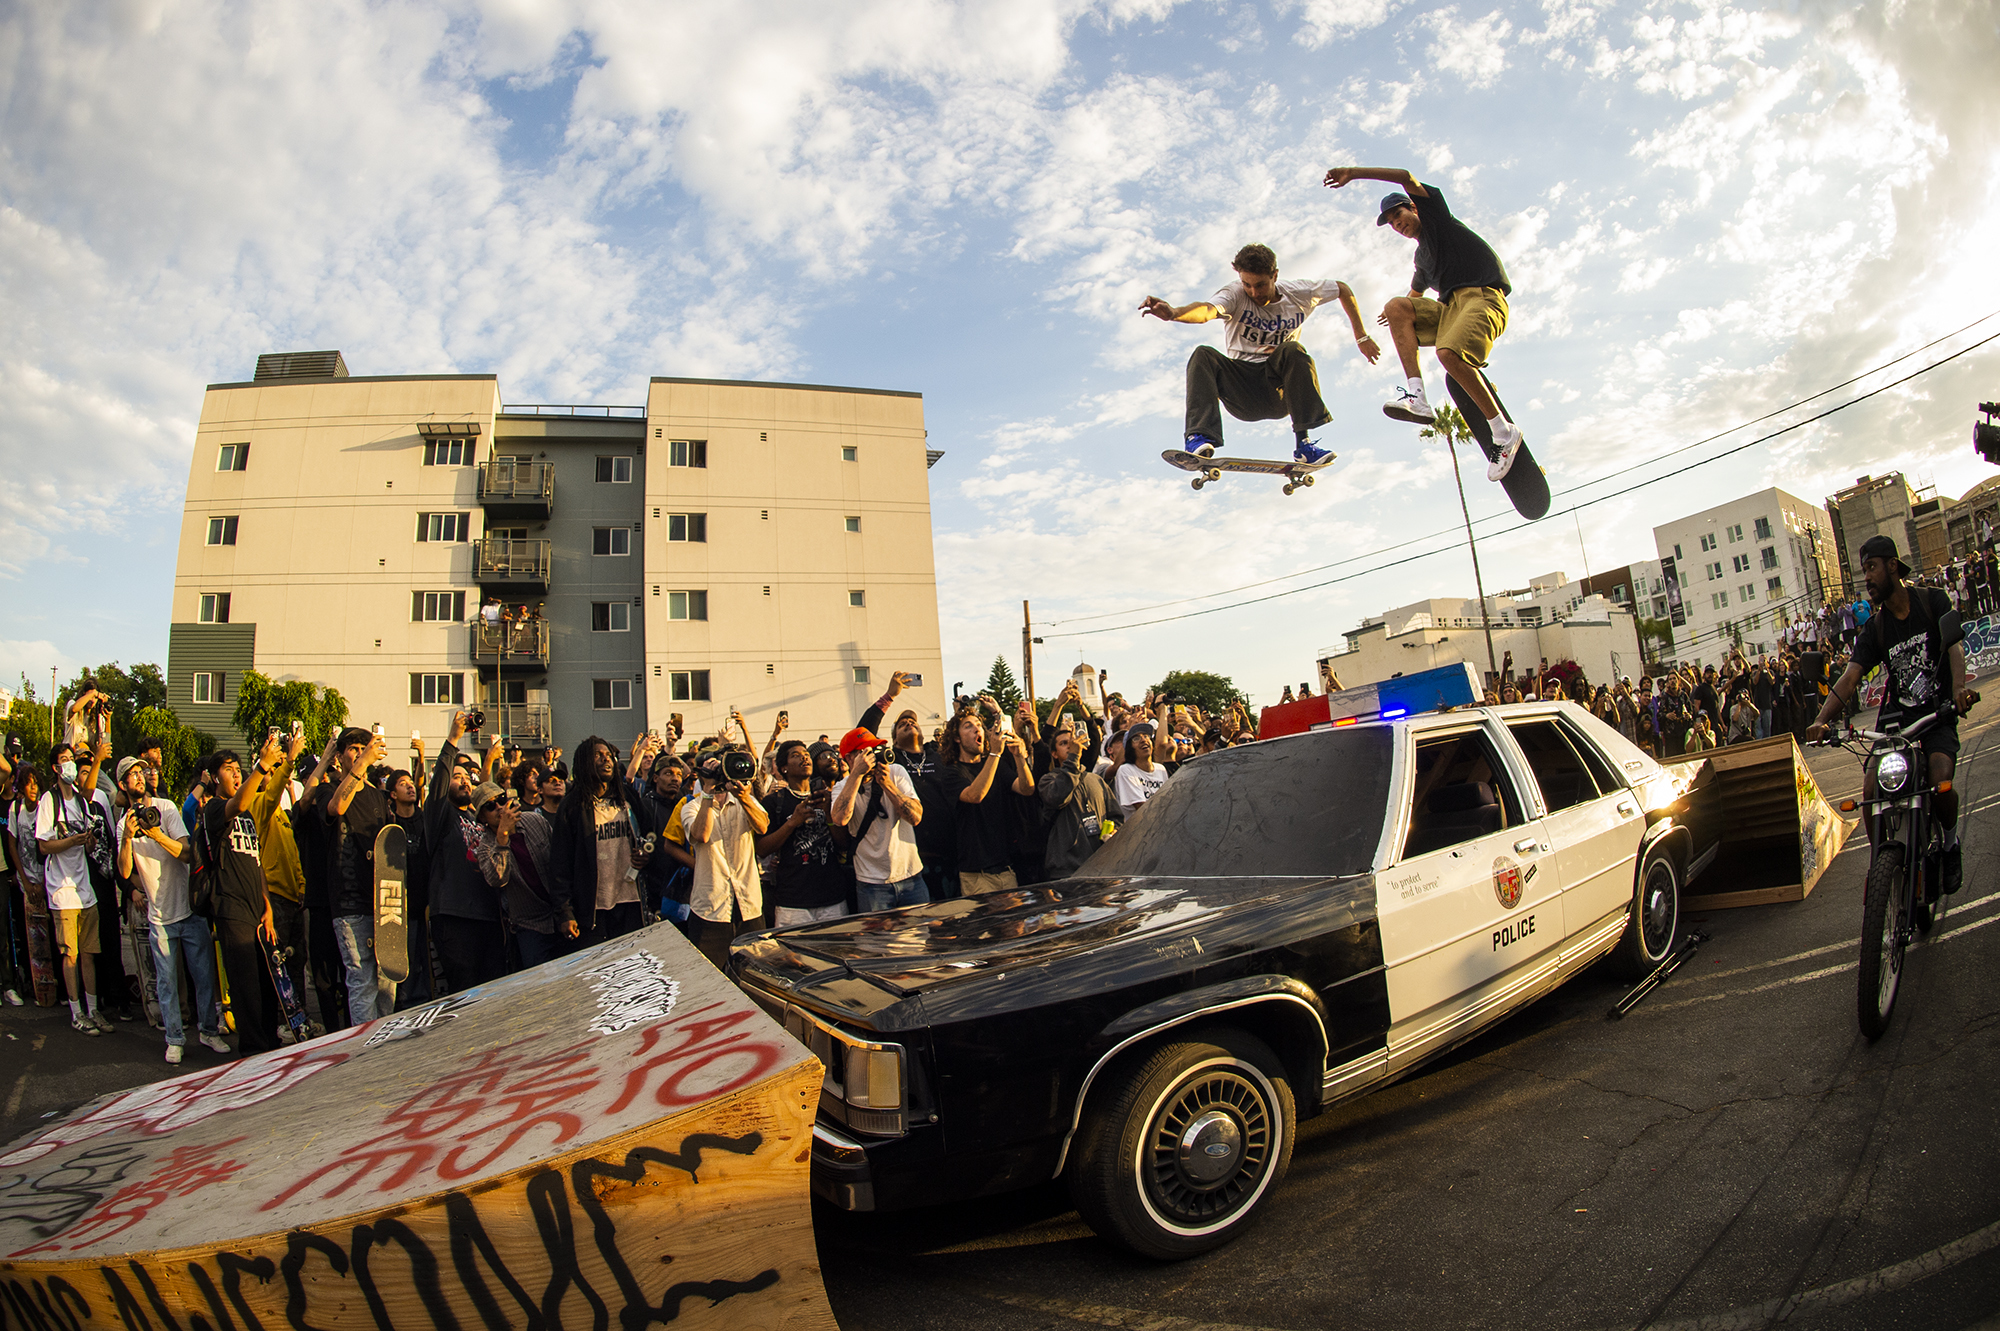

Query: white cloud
left=1284, top=0, right=1409, bottom=49
left=1420, top=7, right=1515, bottom=90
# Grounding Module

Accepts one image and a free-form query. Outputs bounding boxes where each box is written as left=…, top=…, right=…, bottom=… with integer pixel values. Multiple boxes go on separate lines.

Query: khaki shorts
left=1411, top=286, right=1509, bottom=367
left=959, top=870, right=1020, bottom=896
left=54, top=905, right=100, bottom=958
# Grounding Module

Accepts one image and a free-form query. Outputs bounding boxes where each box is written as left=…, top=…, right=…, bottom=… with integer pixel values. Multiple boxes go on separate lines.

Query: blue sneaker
left=1293, top=438, right=1333, bottom=465
left=1185, top=435, right=1219, bottom=458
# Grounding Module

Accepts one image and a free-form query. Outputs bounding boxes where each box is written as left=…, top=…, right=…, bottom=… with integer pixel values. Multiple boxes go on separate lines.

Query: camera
left=463, top=708, right=486, bottom=732
left=719, top=750, right=757, bottom=784
left=134, top=805, right=162, bottom=832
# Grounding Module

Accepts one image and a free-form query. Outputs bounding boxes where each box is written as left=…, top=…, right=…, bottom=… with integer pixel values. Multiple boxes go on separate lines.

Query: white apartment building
left=1652, top=487, right=1834, bottom=667
left=169, top=352, right=947, bottom=750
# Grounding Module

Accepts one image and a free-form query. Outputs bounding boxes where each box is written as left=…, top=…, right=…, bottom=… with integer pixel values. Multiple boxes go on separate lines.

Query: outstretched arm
left=1138, top=295, right=1222, bottom=324
left=1322, top=167, right=1428, bottom=196
left=1335, top=282, right=1381, bottom=363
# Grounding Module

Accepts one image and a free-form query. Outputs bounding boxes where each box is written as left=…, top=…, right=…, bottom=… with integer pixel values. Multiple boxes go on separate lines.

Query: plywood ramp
left=1684, top=734, right=1855, bottom=911
left=0, top=922, right=836, bottom=1331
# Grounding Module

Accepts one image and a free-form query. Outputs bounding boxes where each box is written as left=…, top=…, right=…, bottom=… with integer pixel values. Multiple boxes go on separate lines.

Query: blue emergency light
left=1322, top=662, right=1482, bottom=727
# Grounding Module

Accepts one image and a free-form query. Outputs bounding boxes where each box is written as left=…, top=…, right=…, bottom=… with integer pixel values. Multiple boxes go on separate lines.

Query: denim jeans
left=150, top=915, right=223, bottom=1048
left=855, top=874, right=929, bottom=913
left=332, top=915, right=395, bottom=1024
left=514, top=926, right=564, bottom=970
left=1757, top=707, right=1773, bottom=740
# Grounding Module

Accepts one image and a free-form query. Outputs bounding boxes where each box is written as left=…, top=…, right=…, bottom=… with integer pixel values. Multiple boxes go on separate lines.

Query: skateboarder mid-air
left=1322, top=166, right=1522, bottom=479
left=1139, top=243, right=1380, bottom=466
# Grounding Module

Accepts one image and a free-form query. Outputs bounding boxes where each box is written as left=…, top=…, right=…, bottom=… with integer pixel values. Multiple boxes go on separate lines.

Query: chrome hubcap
left=1144, top=1064, right=1273, bottom=1228
left=1176, top=1109, right=1243, bottom=1187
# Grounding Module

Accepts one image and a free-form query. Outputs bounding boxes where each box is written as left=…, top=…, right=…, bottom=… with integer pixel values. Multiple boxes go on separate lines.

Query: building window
left=592, top=527, right=631, bottom=556
left=1754, top=516, right=1773, bottom=540
left=205, top=516, right=239, bottom=546
left=1610, top=584, right=1627, bottom=602
left=592, top=678, right=634, bottom=710
left=1760, top=546, right=1779, bottom=570
left=1739, top=584, right=1756, bottom=602
left=1767, top=577, right=1785, bottom=598
left=410, top=673, right=465, bottom=705
left=413, top=590, right=466, bottom=622
left=216, top=443, right=249, bottom=472
left=591, top=602, right=631, bottom=631
left=198, top=593, right=231, bottom=624
left=1732, top=553, right=1751, bottom=573
left=1706, top=562, right=1722, bottom=580
left=848, top=590, right=865, bottom=607
left=1726, top=524, right=1744, bottom=542
left=844, top=516, right=861, bottom=532
left=668, top=670, right=711, bottom=702
left=594, top=456, right=634, bottom=483
left=422, top=439, right=473, bottom=467
left=667, top=590, right=708, bottom=621
left=1673, top=544, right=1683, bottom=560
left=841, top=446, right=857, bottom=462
left=852, top=666, right=871, bottom=684
left=417, top=512, right=470, bottom=542
left=191, top=672, right=224, bottom=704
left=1699, top=533, right=1716, bottom=552
left=1711, top=592, right=1728, bottom=610
left=666, top=513, right=707, bottom=543
left=668, top=439, right=708, bottom=468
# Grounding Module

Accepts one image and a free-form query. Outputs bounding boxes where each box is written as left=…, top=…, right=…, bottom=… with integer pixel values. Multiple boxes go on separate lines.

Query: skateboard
left=374, top=823, right=410, bottom=985
left=215, top=939, right=235, bottom=1032
left=263, top=939, right=310, bottom=1041
left=1161, top=449, right=1341, bottom=496
left=24, top=896, right=57, bottom=1007
left=126, top=895, right=162, bottom=1028
left=1442, top=371, right=1550, bottom=520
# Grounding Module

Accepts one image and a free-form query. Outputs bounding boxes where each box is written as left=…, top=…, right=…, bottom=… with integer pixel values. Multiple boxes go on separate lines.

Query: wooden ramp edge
left=0, top=921, right=837, bottom=1331
left=1684, top=734, right=1857, bottom=912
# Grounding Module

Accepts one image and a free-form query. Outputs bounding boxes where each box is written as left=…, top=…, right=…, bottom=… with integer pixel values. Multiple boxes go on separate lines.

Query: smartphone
left=410, top=729, right=421, bottom=741
left=671, top=713, right=684, bottom=733
left=292, top=719, right=305, bottom=739
left=372, top=723, right=384, bottom=737
left=903, top=673, right=924, bottom=688
left=267, top=727, right=281, bottom=741
left=779, top=709, right=790, bottom=723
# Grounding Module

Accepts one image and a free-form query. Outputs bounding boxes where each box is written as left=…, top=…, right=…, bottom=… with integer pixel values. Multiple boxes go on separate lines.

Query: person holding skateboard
left=1322, top=166, right=1522, bottom=479
left=1139, top=243, right=1380, bottom=465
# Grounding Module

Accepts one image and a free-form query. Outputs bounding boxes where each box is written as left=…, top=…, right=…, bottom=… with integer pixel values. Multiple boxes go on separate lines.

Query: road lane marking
left=1643, top=961, right=1857, bottom=1014
left=1685, top=890, right=2000, bottom=987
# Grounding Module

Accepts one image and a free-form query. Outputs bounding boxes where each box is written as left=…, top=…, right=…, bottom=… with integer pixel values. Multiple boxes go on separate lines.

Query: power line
left=1047, top=308, right=2000, bottom=629
left=1044, top=323, right=2000, bottom=639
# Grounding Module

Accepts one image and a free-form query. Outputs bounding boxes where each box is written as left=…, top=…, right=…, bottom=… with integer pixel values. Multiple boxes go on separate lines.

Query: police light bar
left=1258, top=662, right=1482, bottom=740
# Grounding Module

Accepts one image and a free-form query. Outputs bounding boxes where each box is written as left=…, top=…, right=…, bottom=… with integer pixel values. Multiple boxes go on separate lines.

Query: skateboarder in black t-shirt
left=1322, top=166, right=1523, bottom=479
left=1808, top=535, right=1978, bottom=892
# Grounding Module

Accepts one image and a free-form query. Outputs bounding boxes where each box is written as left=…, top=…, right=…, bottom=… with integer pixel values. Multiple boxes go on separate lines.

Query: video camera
left=702, top=749, right=758, bottom=785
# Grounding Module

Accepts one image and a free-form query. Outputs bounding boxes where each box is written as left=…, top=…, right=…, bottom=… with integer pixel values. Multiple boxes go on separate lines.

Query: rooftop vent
left=254, top=351, right=349, bottom=381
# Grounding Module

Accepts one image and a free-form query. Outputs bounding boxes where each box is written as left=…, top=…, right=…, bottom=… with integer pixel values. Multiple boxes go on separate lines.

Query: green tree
left=981, top=655, right=1024, bottom=710
left=1147, top=669, right=1249, bottom=716
left=59, top=662, right=167, bottom=758
left=3, top=676, right=55, bottom=760
left=1636, top=617, right=1675, bottom=665
left=133, top=706, right=215, bottom=795
left=229, top=670, right=350, bottom=754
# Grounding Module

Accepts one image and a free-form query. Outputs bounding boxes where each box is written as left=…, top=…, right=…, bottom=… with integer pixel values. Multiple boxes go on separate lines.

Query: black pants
left=690, top=902, right=766, bottom=976
left=215, top=915, right=282, bottom=1054
left=269, top=895, right=309, bottom=1018
left=1185, top=343, right=1331, bottom=445
left=91, top=877, right=133, bottom=1012
left=582, top=900, right=645, bottom=949
left=306, top=899, right=350, bottom=1030
left=432, top=914, right=506, bottom=994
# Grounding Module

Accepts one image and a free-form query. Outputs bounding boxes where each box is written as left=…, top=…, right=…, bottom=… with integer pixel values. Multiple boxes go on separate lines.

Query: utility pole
left=1021, top=600, right=1037, bottom=709
left=1443, top=429, right=1500, bottom=682
left=50, top=667, right=57, bottom=749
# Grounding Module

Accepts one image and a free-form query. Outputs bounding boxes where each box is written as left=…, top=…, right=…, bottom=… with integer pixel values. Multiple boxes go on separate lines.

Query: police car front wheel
left=1069, top=1028, right=1296, bottom=1260
left=1614, top=845, right=1680, bottom=979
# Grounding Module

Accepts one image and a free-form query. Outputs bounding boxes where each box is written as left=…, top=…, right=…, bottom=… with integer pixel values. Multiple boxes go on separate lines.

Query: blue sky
left=3, top=0, right=1997, bottom=705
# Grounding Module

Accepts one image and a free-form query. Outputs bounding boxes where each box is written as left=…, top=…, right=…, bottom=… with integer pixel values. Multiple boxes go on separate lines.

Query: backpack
left=185, top=799, right=221, bottom=918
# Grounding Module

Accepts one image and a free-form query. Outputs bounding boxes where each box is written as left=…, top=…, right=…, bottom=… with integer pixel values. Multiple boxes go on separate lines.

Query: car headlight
left=1875, top=750, right=1910, bottom=794
left=781, top=1004, right=908, bottom=1137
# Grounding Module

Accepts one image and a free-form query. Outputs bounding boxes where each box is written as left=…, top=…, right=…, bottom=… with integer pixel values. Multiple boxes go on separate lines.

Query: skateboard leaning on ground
left=127, top=894, right=162, bottom=1027
left=1162, top=449, right=1342, bottom=496
left=24, top=898, right=58, bottom=1006
left=263, top=939, right=310, bottom=1041
left=1442, top=370, right=1551, bottom=521
left=373, top=822, right=410, bottom=985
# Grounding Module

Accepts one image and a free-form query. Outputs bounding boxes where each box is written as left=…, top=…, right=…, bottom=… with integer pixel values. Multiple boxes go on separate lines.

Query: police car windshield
left=1079, top=725, right=1394, bottom=879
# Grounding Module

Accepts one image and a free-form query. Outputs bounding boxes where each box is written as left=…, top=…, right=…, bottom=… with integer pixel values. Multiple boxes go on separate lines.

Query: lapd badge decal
left=1492, top=856, right=1523, bottom=910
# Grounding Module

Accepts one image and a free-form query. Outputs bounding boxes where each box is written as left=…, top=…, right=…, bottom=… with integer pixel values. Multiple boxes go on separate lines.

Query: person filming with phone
left=938, top=695, right=1036, bottom=895
left=832, top=727, right=926, bottom=912
left=759, top=739, right=853, bottom=926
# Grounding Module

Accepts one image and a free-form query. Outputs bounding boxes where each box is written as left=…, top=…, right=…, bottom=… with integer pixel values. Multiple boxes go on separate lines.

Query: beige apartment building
left=169, top=352, right=948, bottom=751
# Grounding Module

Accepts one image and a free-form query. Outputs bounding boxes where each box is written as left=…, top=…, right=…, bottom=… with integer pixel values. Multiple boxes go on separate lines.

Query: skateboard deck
left=1162, top=449, right=1341, bottom=495
left=264, top=938, right=310, bottom=1040
left=1443, top=372, right=1551, bottom=520
left=214, top=939, right=234, bottom=1032
left=24, top=896, right=58, bottom=1007
left=374, top=822, right=410, bottom=984
left=127, top=895, right=162, bottom=1027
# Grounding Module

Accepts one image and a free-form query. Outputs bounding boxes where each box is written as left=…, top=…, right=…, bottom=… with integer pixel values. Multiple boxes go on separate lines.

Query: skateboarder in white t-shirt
left=1139, top=243, right=1380, bottom=465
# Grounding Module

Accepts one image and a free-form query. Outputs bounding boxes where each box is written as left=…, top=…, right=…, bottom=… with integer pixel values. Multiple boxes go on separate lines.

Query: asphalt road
left=4, top=718, right=1996, bottom=1330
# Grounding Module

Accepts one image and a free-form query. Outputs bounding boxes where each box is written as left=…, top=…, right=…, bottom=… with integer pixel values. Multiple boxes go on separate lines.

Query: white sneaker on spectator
left=200, top=1032, right=232, bottom=1054
left=1487, top=418, right=1524, bottom=481
left=72, top=1013, right=102, bottom=1037
left=89, top=1009, right=115, bottom=1033
left=1384, top=386, right=1434, bottom=424
left=165, top=1044, right=184, bottom=1065
left=2, top=988, right=21, bottom=1006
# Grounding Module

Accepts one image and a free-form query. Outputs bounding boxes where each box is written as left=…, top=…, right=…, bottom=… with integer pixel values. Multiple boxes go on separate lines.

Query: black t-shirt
left=889, top=745, right=955, bottom=866
left=324, top=785, right=390, bottom=919
left=937, top=755, right=1022, bottom=875
left=763, top=788, right=852, bottom=910
left=203, top=798, right=268, bottom=923
left=1852, top=588, right=1961, bottom=728
left=1751, top=670, right=1775, bottom=709
left=1410, top=184, right=1511, bottom=299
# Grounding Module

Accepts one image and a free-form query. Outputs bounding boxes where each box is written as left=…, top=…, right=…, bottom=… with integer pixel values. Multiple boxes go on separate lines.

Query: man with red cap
left=831, top=726, right=927, bottom=912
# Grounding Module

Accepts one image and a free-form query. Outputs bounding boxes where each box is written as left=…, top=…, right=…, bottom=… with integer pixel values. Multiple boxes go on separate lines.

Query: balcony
left=475, top=537, right=551, bottom=592
left=472, top=704, right=554, bottom=749
left=478, top=459, right=555, bottom=518
left=470, top=616, right=550, bottom=674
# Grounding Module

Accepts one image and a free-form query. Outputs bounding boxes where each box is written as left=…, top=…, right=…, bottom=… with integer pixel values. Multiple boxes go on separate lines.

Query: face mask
left=58, top=761, right=78, bottom=785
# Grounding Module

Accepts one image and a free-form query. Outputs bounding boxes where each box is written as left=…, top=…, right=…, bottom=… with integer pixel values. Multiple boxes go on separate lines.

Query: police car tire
left=1069, top=1028, right=1296, bottom=1261
left=1613, top=845, right=1680, bottom=980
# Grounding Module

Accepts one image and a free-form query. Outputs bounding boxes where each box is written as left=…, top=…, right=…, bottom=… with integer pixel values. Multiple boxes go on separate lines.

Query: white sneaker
left=200, top=1032, right=232, bottom=1054
left=1384, top=386, right=1435, bottom=424
left=1487, top=418, right=1524, bottom=481
left=89, top=1010, right=115, bottom=1033
left=164, top=1044, right=184, bottom=1065
left=2, top=988, right=21, bottom=1007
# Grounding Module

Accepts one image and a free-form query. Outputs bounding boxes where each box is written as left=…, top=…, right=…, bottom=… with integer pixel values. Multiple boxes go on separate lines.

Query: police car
left=732, top=664, right=1718, bottom=1259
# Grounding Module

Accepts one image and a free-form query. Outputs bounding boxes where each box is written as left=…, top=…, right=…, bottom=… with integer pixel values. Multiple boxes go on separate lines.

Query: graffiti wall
left=0, top=925, right=833, bottom=1331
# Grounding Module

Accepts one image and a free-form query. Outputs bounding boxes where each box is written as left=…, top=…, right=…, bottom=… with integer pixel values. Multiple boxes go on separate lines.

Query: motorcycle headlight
left=1875, top=749, right=1911, bottom=794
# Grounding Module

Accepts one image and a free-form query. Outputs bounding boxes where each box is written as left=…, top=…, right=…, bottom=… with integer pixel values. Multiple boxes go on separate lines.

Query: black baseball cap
left=1858, top=534, right=1911, bottom=576
left=1376, top=192, right=1414, bottom=225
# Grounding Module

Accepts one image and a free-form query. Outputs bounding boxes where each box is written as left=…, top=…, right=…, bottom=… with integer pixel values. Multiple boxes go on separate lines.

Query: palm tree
left=1418, top=404, right=1498, bottom=680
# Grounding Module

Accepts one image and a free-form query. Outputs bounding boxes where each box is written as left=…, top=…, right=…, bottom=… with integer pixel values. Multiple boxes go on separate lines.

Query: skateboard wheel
left=1283, top=483, right=1295, bottom=495
left=1191, top=478, right=1205, bottom=491
left=1302, top=474, right=1314, bottom=487
left=1206, top=468, right=1221, bottom=481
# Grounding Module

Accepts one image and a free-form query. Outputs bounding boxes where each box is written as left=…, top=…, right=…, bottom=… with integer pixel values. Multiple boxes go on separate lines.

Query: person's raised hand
left=1322, top=166, right=1358, bottom=189
left=497, top=803, right=518, bottom=837
left=449, top=711, right=470, bottom=743
left=888, top=670, right=911, bottom=698
left=1138, top=296, right=1175, bottom=321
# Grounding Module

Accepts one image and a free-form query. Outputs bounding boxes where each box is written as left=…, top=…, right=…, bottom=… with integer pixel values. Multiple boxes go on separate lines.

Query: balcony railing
left=478, top=460, right=555, bottom=515
left=474, top=537, right=551, bottom=589
left=473, top=704, right=554, bottom=748
left=470, top=616, right=550, bottom=668
left=499, top=404, right=646, bottom=418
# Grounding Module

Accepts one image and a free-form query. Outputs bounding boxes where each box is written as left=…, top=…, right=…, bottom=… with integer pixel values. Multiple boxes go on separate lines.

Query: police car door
left=1503, top=712, right=1643, bottom=957
left=1377, top=719, right=1562, bottom=1069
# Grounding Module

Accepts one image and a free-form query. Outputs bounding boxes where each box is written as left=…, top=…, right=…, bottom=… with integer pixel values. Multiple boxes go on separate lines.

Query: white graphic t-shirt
left=1211, top=278, right=1345, bottom=361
